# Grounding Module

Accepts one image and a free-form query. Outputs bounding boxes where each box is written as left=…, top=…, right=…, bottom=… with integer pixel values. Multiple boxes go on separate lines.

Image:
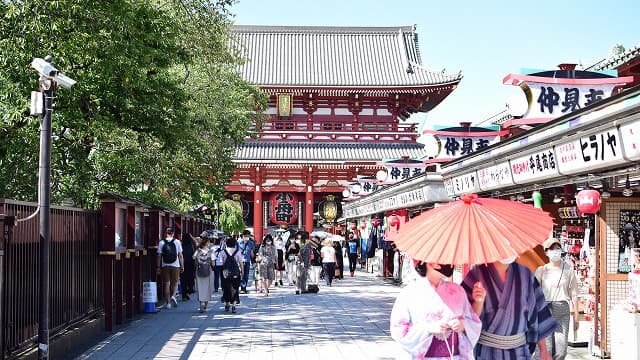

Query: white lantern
left=376, top=169, right=388, bottom=182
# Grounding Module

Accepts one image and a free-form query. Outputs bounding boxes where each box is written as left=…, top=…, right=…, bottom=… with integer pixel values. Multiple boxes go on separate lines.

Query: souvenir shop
left=341, top=172, right=450, bottom=284
left=441, top=86, right=640, bottom=358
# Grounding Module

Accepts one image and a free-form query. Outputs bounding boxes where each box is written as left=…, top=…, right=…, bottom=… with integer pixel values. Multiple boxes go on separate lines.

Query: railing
left=0, top=199, right=102, bottom=357
left=257, top=120, right=417, bottom=133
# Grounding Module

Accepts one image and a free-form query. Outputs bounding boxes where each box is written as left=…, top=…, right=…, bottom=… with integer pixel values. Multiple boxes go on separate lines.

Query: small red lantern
left=360, top=221, right=367, bottom=229
left=350, top=222, right=357, bottom=231
left=576, top=189, right=601, bottom=214
left=388, top=215, right=400, bottom=227
left=372, top=217, right=380, bottom=227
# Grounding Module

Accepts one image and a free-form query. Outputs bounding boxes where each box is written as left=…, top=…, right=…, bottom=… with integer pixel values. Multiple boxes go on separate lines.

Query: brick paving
left=70, top=264, right=593, bottom=359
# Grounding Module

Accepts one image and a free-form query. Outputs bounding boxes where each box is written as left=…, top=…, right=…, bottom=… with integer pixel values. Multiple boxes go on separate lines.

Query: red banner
left=269, top=192, right=298, bottom=225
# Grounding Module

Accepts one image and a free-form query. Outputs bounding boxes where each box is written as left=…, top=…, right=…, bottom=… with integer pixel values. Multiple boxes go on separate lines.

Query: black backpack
left=196, top=250, right=211, bottom=278
left=223, top=248, right=241, bottom=279
left=161, top=239, right=177, bottom=263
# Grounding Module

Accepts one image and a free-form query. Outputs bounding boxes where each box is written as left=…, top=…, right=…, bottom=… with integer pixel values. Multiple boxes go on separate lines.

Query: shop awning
left=441, top=85, right=640, bottom=197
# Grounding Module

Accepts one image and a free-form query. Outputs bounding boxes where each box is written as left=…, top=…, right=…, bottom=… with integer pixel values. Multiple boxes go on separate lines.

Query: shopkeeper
left=535, top=237, right=580, bottom=360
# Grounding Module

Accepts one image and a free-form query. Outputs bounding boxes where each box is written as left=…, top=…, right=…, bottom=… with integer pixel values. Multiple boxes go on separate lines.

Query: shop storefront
left=342, top=172, right=450, bottom=283
left=441, top=86, right=640, bottom=357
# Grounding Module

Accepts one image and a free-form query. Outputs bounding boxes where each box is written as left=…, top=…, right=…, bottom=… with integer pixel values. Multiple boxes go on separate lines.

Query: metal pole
left=37, top=82, right=53, bottom=359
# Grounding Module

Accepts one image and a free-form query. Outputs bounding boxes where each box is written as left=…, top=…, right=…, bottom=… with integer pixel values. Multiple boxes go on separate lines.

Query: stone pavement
left=70, top=267, right=594, bottom=360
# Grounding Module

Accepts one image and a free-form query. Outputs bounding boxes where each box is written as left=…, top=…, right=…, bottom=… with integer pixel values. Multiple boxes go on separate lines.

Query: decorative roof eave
left=258, top=82, right=460, bottom=96
left=234, top=162, right=382, bottom=169
left=503, top=73, right=634, bottom=86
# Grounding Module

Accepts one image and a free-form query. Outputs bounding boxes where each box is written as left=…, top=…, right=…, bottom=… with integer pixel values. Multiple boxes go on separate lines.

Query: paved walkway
left=70, top=266, right=594, bottom=360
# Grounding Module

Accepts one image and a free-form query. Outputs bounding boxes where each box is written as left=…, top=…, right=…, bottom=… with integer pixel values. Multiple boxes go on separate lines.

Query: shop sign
left=444, top=178, right=455, bottom=197
left=556, top=127, right=626, bottom=175
left=510, top=148, right=559, bottom=184
left=269, top=192, right=298, bottom=225
left=384, top=165, right=428, bottom=182
left=620, top=119, right=640, bottom=161
left=450, top=172, right=478, bottom=195
left=477, top=162, right=514, bottom=191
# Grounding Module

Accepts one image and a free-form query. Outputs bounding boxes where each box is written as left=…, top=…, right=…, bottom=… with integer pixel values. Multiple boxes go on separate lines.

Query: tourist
left=321, top=239, right=336, bottom=286
left=237, top=230, right=255, bottom=294
left=156, top=227, right=184, bottom=309
left=390, top=260, right=482, bottom=359
left=193, top=237, right=214, bottom=313
left=211, top=235, right=225, bottom=293
left=180, top=230, right=197, bottom=301
left=296, top=231, right=311, bottom=295
left=308, top=235, right=323, bottom=286
left=275, top=235, right=286, bottom=286
left=534, top=238, right=580, bottom=360
left=346, top=232, right=359, bottom=277
left=462, top=258, right=556, bottom=360
left=220, top=236, right=243, bottom=314
left=259, top=234, right=277, bottom=296
left=285, top=233, right=301, bottom=285
left=332, top=239, right=344, bottom=279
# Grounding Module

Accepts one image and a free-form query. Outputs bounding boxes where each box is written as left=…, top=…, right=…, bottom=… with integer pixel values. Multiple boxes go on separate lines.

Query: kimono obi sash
left=478, top=331, right=526, bottom=349
left=425, top=332, right=459, bottom=357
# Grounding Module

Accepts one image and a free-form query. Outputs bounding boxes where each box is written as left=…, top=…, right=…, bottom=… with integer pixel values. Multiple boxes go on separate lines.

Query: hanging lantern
left=350, top=222, right=357, bottom=231
left=360, top=221, right=367, bottom=229
left=371, top=217, right=381, bottom=227
left=231, top=193, right=250, bottom=219
left=576, top=189, right=601, bottom=214
left=318, top=195, right=342, bottom=224
left=269, top=192, right=298, bottom=226
left=388, top=214, right=400, bottom=227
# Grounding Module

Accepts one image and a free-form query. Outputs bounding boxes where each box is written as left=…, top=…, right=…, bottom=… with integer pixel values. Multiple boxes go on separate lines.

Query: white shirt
left=535, top=261, right=579, bottom=303
left=212, top=244, right=225, bottom=266
left=321, top=246, right=336, bottom=263
left=157, top=238, right=183, bottom=268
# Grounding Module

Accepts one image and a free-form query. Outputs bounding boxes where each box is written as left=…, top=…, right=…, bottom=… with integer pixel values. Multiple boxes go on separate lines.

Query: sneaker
left=231, top=306, right=237, bottom=314
left=279, top=280, right=283, bottom=286
left=350, top=272, right=354, bottom=277
left=170, top=296, right=178, bottom=307
left=225, top=304, right=230, bottom=312
left=295, top=290, right=300, bottom=295
left=166, top=303, right=172, bottom=310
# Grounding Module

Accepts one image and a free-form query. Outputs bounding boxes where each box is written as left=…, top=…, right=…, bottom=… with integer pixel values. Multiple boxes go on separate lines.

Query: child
left=254, top=255, right=263, bottom=293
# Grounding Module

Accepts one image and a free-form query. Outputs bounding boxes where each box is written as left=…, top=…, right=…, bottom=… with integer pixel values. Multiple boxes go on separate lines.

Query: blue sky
left=230, top=0, right=639, bottom=127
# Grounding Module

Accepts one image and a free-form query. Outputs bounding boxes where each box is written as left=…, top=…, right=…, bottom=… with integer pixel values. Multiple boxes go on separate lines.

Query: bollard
left=142, top=281, right=157, bottom=313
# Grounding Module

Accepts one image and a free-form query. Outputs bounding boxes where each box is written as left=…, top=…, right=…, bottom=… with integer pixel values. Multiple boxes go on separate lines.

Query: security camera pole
left=30, top=55, right=75, bottom=360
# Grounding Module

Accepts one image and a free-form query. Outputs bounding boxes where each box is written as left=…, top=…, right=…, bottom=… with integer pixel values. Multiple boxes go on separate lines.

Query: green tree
left=0, top=0, right=266, bottom=209
left=217, top=199, right=245, bottom=235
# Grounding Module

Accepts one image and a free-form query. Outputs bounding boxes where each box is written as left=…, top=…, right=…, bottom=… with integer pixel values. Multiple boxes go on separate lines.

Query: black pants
left=213, top=265, right=223, bottom=291
left=348, top=253, right=358, bottom=272
left=222, top=275, right=240, bottom=304
left=322, top=262, right=335, bottom=285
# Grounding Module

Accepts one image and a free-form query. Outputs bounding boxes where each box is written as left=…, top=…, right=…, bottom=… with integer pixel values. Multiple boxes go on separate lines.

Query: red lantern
left=350, top=222, right=357, bottom=231
left=576, top=189, right=601, bottom=214
left=388, top=215, right=400, bottom=227
left=360, top=221, right=367, bottom=229
left=372, top=217, right=380, bottom=227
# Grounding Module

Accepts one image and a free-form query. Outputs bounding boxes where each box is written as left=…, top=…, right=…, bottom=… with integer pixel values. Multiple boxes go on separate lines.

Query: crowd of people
left=156, top=227, right=363, bottom=315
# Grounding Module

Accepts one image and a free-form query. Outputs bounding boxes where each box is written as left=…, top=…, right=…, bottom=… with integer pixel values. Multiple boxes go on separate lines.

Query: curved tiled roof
left=588, top=43, right=640, bottom=71
left=231, top=25, right=462, bottom=88
left=233, top=142, right=429, bottom=162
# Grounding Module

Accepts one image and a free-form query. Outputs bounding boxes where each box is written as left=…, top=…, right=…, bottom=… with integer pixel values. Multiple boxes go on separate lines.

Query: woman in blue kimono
left=462, top=257, right=556, bottom=360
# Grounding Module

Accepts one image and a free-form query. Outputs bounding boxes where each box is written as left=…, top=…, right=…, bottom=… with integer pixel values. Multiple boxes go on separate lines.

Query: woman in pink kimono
left=390, top=260, right=482, bottom=360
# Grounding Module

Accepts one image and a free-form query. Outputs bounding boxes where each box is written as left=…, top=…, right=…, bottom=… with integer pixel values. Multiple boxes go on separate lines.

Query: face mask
left=295, top=239, right=301, bottom=244
left=547, top=249, right=562, bottom=262
left=436, top=264, right=454, bottom=278
left=499, top=256, right=517, bottom=265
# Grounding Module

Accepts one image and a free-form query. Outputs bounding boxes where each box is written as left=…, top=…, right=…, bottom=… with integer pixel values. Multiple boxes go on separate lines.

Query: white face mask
left=546, top=249, right=562, bottom=262
left=499, top=256, right=517, bottom=265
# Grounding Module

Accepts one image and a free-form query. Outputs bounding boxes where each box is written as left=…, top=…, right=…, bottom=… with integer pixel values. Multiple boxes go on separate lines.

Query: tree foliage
left=217, top=199, right=245, bottom=235
left=0, top=0, right=266, bottom=210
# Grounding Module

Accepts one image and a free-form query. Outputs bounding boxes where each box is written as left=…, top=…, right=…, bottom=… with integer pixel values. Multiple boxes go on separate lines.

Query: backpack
left=223, top=248, right=241, bottom=279
left=196, top=250, right=211, bottom=278
left=161, top=239, right=177, bottom=264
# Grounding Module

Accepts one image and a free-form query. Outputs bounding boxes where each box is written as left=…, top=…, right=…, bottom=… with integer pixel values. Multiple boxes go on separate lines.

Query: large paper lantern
left=576, top=189, right=601, bottom=214
left=269, top=192, right=298, bottom=225
left=318, top=195, right=342, bottom=224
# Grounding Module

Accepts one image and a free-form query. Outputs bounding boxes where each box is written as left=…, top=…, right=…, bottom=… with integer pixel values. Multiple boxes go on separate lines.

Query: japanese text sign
left=556, top=127, right=626, bottom=175
left=269, top=192, right=298, bottom=225
left=510, top=148, right=560, bottom=184
left=477, top=162, right=514, bottom=191
left=620, top=119, right=640, bottom=161
left=451, top=172, right=478, bottom=196
left=384, top=165, right=427, bottom=182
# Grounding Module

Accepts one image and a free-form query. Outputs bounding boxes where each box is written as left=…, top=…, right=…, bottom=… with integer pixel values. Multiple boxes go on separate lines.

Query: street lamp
left=30, top=56, right=76, bottom=360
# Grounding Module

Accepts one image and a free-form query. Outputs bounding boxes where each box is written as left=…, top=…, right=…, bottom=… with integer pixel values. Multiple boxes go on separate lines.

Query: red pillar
left=125, top=206, right=135, bottom=319
left=253, top=185, right=263, bottom=243
left=305, top=186, right=314, bottom=233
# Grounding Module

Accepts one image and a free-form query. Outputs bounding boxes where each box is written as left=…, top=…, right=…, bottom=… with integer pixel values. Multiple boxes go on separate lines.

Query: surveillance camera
left=31, top=57, right=59, bottom=77
left=54, top=74, right=76, bottom=89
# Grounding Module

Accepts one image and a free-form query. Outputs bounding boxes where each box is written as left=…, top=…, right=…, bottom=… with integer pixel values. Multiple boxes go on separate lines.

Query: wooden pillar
left=253, top=185, right=263, bottom=244
left=100, top=200, right=116, bottom=331
left=125, top=205, right=135, bottom=319
left=114, top=257, right=123, bottom=325
left=305, top=187, right=314, bottom=233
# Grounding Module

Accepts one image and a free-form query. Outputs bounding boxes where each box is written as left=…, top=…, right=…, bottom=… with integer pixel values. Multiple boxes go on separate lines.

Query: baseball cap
left=165, top=227, right=174, bottom=234
left=542, top=237, right=561, bottom=250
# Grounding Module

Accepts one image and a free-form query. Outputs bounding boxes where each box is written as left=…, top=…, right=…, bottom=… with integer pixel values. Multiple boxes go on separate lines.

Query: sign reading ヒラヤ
left=477, top=162, right=514, bottom=191
left=510, top=148, right=559, bottom=184
left=620, top=119, right=640, bottom=161
left=556, top=128, right=626, bottom=175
